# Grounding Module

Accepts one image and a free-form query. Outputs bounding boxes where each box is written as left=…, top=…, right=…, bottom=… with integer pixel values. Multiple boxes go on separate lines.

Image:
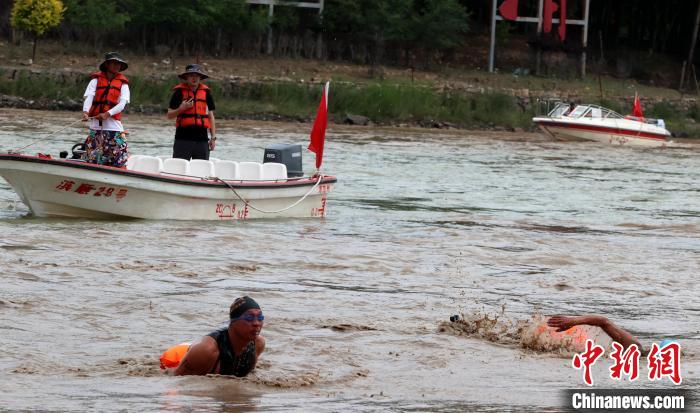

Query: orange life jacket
left=174, top=83, right=211, bottom=128
left=159, top=342, right=191, bottom=369
left=88, top=71, right=128, bottom=121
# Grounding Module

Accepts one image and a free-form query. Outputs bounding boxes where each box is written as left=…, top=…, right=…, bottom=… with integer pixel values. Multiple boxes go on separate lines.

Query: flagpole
left=488, top=0, right=497, bottom=73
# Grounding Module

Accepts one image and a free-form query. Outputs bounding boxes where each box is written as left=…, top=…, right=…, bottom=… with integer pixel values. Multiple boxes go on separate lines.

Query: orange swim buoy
left=160, top=342, right=191, bottom=369
left=538, top=324, right=589, bottom=346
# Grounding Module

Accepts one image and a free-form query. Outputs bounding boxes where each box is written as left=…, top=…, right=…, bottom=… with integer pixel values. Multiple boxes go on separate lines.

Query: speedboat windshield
left=567, top=105, right=624, bottom=120
left=568, top=106, right=589, bottom=117
left=547, top=102, right=570, bottom=117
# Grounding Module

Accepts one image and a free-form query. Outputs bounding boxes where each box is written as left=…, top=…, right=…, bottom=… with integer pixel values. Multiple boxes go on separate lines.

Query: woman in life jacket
left=81, top=52, right=130, bottom=167
left=166, top=64, right=217, bottom=161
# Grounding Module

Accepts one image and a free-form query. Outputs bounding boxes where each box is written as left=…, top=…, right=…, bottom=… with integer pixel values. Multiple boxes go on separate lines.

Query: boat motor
left=263, top=144, right=303, bottom=177
left=69, top=143, right=86, bottom=159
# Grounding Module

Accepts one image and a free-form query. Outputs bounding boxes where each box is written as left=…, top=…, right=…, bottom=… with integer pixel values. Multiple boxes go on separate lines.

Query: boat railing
left=625, top=115, right=666, bottom=127
left=560, top=104, right=625, bottom=120
left=535, top=98, right=566, bottom=117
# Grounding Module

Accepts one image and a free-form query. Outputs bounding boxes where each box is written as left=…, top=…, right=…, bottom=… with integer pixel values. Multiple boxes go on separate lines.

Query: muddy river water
left=0, top=108, right=698, bottom=412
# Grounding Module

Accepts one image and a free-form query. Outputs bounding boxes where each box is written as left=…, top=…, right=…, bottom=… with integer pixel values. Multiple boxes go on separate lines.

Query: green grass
left=0, top=69, right=84, bottom=100
left=0, top=68, right=697, bottom=134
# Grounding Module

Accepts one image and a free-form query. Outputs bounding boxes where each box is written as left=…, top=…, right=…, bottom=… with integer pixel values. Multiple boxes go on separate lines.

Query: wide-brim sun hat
left=99, top=51, right=128, bottom=72
left=178, top=64, right=209, bottom=80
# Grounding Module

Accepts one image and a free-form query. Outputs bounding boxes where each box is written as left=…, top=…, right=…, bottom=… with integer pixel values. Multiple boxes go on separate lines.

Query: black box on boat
left=263, top=144, right=303, bottom=177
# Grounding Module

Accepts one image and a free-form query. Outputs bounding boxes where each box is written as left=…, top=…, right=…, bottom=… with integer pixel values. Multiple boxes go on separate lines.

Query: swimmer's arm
left=174, top=336, right=219, bottom=376
left=548, top=315, right=643, bottom=351
left=590, top=316, right=643, bottom=352
left=252, top=335, right=265, bottom=369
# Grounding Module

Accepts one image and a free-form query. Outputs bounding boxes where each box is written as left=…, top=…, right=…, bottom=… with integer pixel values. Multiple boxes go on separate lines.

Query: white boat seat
left=132, top=156, right=163, bottom=174
left=238, top=162, right=263, bottom=181
left=189, top=159, right=215, bottom=178
left=214, top=160, right=239, bottom=180
left=162, top=158, right=190, bottom=175
left=125, top=155, right=144, bottom=170
left=209, top=157, right=220, bottom=162
left=157, top=155, right=170, bottom=161
left=261, top=162, right=287, bottom=180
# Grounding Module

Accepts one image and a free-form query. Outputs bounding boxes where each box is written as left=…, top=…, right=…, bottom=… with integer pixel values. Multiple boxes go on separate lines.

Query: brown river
left=0, top=108, right=698, bottom=412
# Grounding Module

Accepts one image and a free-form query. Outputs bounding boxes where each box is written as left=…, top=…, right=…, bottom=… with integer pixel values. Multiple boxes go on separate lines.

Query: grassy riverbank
left=1, top=40, right=700, bottom=135
left=0, top=68, right=534, bottom=128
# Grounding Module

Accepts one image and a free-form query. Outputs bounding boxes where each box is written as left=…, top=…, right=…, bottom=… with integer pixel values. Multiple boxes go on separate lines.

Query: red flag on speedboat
left=543, top=0, right=559, bottom=33
left=558, top=0, right=567, bottom=41
left=309, top=81, right=329, bottom=170
left=499, top=0, right=519, bottom=21
left=633, top=93, right=644, bottom=118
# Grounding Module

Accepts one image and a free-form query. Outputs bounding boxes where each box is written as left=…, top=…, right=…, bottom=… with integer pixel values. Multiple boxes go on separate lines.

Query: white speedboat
left=0, top=152, right=336, bottom=220
left=532, top=103, right=672, bottom=147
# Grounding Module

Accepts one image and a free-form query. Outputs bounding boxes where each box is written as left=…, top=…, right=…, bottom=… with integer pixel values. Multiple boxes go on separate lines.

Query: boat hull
left=0, top=155, right=336, bottom=220
left=533, top=118, right=671, bottom=148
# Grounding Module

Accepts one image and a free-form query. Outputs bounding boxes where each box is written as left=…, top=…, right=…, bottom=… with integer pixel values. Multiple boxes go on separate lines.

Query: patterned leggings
left=82, top=129, right=129, bottom=167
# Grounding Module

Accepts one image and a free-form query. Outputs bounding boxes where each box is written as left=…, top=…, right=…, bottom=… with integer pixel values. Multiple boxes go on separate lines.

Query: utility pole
left=488, top=0, right=589, bottom=79
left=680, top=0, right=700, bottom=91
left=246, top=0, right=325, bottom=56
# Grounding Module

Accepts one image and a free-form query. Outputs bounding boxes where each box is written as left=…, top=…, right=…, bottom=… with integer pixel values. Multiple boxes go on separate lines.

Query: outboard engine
left=263, top=144, right=303, bottom=177
left=69, top=143, right=86, bottom=159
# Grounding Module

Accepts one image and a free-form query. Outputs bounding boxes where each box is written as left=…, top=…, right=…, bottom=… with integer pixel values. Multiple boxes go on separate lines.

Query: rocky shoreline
left=1, top=66, right=697, bottom=134
left=0, top=93, right=504, bottom=132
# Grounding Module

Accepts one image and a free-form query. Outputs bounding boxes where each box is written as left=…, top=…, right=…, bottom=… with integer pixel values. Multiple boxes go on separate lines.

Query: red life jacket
left=88, top=71, right=128, bottom=121
left=174, top=83, right=211, bottom=128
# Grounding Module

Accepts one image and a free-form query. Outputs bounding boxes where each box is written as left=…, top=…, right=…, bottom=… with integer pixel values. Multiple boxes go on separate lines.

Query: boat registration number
left=55, top=180, right=128, bottom=202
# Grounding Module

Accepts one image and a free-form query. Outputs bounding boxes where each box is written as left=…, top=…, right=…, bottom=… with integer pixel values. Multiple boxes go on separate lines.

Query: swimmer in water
left=174, top=296, right=266, bottom=376
left=547, top=315, right=643, bottom=352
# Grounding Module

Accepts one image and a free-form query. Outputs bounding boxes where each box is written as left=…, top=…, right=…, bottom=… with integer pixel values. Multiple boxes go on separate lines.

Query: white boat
left=532, top=102, right=673, bottom=147
left=0, top=153, right=336, bottom=220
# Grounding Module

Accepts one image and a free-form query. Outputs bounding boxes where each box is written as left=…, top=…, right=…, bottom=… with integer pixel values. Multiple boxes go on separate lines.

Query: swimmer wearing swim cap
left=174, top=296, right=266, bottom=376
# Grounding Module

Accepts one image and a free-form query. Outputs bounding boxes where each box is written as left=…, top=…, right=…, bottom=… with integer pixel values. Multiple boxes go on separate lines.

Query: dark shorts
left=172, top=139, right=209, bottom=160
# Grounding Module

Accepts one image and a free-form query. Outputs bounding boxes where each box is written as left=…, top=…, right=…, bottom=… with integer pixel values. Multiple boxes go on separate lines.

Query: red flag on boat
left=558, top=0, right=567, bottom=41
left=633, top=93, right=644, bottom=118
left=309, top=81, right=329, bottom=170
left=543, top=0, right=559, bottom=33
left=499, top=0, right=519, bottom=21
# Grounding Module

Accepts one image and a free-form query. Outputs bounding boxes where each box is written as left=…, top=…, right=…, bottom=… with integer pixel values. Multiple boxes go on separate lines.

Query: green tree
left=413, top=0, right=469, bottom=59
left=11, top=0, right=65, bottom=63
left=63, top=0, right=129, bottom=50
left=323, top=0, right=411, bottom=67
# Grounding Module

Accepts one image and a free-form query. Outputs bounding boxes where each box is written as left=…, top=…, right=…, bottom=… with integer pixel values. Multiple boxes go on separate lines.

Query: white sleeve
left=107, top=84, right=130, bottom=116
left=82, top=78, right=98, bottom=112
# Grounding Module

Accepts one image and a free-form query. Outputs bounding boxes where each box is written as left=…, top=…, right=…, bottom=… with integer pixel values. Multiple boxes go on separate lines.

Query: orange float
left=159, top=342, right=191, bottom=369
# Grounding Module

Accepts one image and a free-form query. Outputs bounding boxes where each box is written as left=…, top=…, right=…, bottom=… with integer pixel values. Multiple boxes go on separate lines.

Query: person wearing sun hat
left=80, top=51, right=131, bottom=167
left=166, top=63, right=217, bottom=161
left=173, top=296, right=266, bottom=376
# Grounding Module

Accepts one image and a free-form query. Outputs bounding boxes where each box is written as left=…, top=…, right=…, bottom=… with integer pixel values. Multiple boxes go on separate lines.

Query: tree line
left=2, top=0, right=700, bottom=73
left=3, top=0, right=470, bottom=67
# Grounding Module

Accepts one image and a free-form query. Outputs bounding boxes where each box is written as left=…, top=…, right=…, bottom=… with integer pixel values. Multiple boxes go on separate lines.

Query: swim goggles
left=232, top=313, right=265, bottom=322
